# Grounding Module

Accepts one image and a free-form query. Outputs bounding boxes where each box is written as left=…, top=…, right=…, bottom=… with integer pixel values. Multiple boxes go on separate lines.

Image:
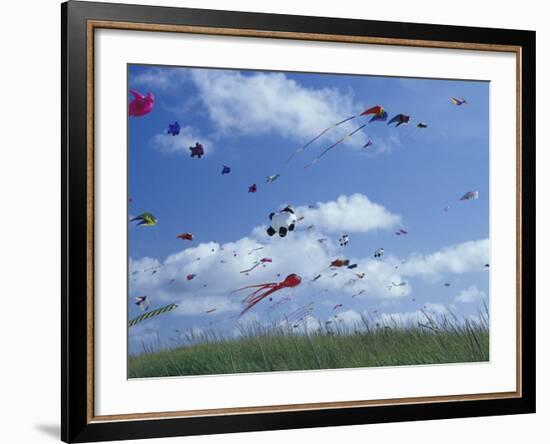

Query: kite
left=444, top=282, right=451, bottom=287
left=460, top=191, right=479, bottom=201
left=392, top=281, right=407, bottom=287
left=233, top=273, right=302, bottom=316
left=311, top=274, right=322, bottom=282
left=266, top=174, right=280, bottom=183
left=451, top=97, right=467, bottom=106
left=333, top=304, right=343, bottom=310
left=186, top=274, right=196, bottom=281
left=485, top=263, right=490, bottom=268
left=417, top=122, right=428, bottom=128
left=339, top=234, right=349, bottom=246
left=206, top=308, right=217, bottom=314
left=331, top=272, right=339, bottom=278
left=352, top=289, right=366, bottom=298
left=330, top=259, right=350, bottom=268
left=248, top=184, right=257, bottom=193
left=131, top=212, right=157, bottom=226
left=135, top=296, right=149, bottom=311
left=444, top=206, right=451, bottom=212
left=347, top=264, right=358, bottom=269
left=362, top=140, right=373, bottom=149
left=129, top=303, right=178, bottom=327
left=267, top=206, right=297, bottom=237
left=128, top=90, right=154, bottom=117
left=287, top=105, right=385, bottom=162
left=388, top=114, right=410, bottom=127
left=239, top=257, right=273, bottom=274
left=356, top=272, right=365, bottom=279
left=374, top=248, right=384, bottom=258
left=176, top=232, right=194, bottom=241
left=189, top=142, right=204, bottom=158
left=307, top=224, right=315, bottom=230
left=248, top=246, right=264, bottom=254
left=221, top=165, right=231, bottom=175
left=167, top=121, right=180, bottom=136
left=395, top=229, right=408, bottom=236
left=369, top=111, right=388, bottom=123
left=317, top=238, right=328, bottom=243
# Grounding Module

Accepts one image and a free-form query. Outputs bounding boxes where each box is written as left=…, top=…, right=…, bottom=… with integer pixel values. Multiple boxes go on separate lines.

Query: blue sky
left=127, top=64, right=489, bottom=356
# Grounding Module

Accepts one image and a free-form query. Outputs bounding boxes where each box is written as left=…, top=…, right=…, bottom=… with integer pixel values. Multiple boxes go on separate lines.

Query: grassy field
left=129, top=310, right=489, bottom=378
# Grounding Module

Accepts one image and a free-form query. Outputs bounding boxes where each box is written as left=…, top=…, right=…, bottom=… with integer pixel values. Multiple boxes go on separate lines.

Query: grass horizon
left=128, top=308, right=489, bottom=378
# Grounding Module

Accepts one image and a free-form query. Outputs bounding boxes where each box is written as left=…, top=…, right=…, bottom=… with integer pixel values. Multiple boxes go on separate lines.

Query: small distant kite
left=233, top=274, right=302, bottom=316
left=317, top=238, right=328, bottom=244
left=128, top=90, right=154, bottom=117
left=339, top=234, right=349, bottom=246
left=311, top=274, right=322, bottom=282
left=333, top=304, right=343, bottom=310
left=131, top=212, right=157, bottom=226
left=176, top=232, right=194, bottom=241
left=248, top=184, right=257, bottom=193
left=417, top=122, right=428, bottom=128
left=266, top=174, right=280, bottom=183
left=307, top=224, right=315, bottom=230
left=135, top=296, right=149, bottom=311
left=388, top=114, right=410, bottom=127
left=444, top=282, right=451, bottom=287
left=485, top=263, right=490, bottom=268
left=331, top=272, right=339, bottom=278
left=392, top=281, right=407, bottom=287
left=444, top=206, right=451, bottom=212
left=451, top=97, right=467, bottom=106
left=460, top=191, right=479, bottom=201
left=221, top=165, right=231, bottom=175
left=167, top=121, right=180, bottom=136
left=330, top=259, right=350, bottom=268
left=374, top=248, right=384, bottom=259
left=189, top=142, right=204, bottom=158
left=352, top=289, right=366, bottom=298
left=206, top=308, right=217, bottom=314
left=395, top=229, right=408, bottom=236
left=356, top=273, right=365, bottom=279
left=186, top=274, right=196, bottom=281
left=347, top=264, right=358, bottom=269
left=240, top=257, right=273, bottom=274
left=129, top=303, right=178, bottom=327
left=362, top=140, right=373, bottom=149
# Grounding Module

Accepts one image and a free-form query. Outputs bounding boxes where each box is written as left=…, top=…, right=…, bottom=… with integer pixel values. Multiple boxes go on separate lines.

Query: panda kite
left=267, top=206, right=297, bottom=238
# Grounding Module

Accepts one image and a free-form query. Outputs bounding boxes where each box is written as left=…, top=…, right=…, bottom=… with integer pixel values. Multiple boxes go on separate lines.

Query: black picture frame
left=62, top=1, right=536, bottom=442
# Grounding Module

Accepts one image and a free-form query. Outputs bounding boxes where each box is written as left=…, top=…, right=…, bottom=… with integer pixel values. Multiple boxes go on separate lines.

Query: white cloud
left=150, top=125, right=213, bottom=156
left=131, top=66, right=189, bottom=91
left=296, top=193, right=401, bottom=234
left=454, top=285, right=486, bottom=304
left=189, top=69, right=368, bottom=147
left=400, top=239, right=489, bottom=278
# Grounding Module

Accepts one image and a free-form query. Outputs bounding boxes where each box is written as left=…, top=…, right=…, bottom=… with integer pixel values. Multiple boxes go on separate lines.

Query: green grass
left=129, top=309, right=489, bottom=378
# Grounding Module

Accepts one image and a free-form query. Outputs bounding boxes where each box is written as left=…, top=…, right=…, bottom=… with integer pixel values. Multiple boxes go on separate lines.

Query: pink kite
left=128, top=90, right=154, bottom=117
left=233, top=274, right=302, bottom=316
left=186, top=274, right=196, bottom=281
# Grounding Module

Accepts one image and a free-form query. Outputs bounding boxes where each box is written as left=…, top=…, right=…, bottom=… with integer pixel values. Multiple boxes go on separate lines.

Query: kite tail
left=240, top=287, right=279, bottom=316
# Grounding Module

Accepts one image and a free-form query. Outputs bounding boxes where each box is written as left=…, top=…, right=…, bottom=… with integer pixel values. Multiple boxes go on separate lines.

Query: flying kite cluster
left=128, top=86, right=484, bottom=332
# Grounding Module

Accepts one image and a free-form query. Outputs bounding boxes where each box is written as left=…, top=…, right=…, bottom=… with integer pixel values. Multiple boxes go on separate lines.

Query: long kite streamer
left=129, top=303, right=178, bottom=327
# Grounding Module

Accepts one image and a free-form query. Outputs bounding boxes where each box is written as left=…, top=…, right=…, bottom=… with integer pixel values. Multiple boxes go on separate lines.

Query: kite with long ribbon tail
left=233, top=274, right=302, bottom=316
left=287, top=105, right=385, bottom=162
left=128, top=303, right=178, bottom=327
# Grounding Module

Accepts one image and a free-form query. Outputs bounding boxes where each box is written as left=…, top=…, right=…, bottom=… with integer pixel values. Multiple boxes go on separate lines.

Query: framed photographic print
left=61, top=1, right=536, bottom=442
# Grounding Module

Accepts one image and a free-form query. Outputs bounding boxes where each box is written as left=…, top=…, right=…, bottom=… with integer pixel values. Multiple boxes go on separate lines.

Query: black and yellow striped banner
left=129, top=303, right=178, bottom=327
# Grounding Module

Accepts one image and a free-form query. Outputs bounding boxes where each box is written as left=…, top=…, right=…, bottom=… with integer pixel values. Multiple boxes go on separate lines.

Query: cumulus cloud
left=189, top=69, right=368, bottom=147
left=296, top=194, right=401, bottom=234
left=150, top=125, right=213, bottom=156
left=454, top=285, right=486, bottom=304
left=400, top=239, right=489, bottom=278
left=131, top=66, right=189, bottom=91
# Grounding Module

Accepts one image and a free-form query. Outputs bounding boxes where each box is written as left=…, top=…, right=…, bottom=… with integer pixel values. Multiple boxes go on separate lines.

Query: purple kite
left=189, top=142, right=204, bottom=158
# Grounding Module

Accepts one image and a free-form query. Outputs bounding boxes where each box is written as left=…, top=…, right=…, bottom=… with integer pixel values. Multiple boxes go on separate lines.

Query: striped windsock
left=128, top=303, right=178, bottom=327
